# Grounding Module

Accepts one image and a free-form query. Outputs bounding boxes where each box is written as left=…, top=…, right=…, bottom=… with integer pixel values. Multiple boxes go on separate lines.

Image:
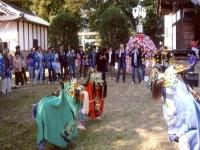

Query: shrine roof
left=0, top=1, right=49, bottom=26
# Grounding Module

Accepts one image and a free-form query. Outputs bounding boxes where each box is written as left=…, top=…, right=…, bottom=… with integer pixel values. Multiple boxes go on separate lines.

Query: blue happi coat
left=0, top=54, right=11, bottom=79
left=45, top=52, right=56, bottom=70
left=34, top=52, right=45, bottom=70
left=27, top=51, right=35, bottom=67
left=0, top=53, right=4, bottom=78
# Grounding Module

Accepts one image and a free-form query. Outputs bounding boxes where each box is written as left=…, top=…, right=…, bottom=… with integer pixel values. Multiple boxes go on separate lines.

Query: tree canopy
left=99, top=6, right=130, bottom=49
left=49, top=12, right=79, bottom=48
left=84, top=0, right=163, bottom=46
left=31, top=0, right=85, bottom=21
left=10, top=0, right=163, bottom=47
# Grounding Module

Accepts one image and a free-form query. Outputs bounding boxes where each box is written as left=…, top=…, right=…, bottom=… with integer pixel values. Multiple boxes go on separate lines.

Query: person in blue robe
left=45, top=47, right=56, bottom=83
left=33, top=48, right=45, bottom=84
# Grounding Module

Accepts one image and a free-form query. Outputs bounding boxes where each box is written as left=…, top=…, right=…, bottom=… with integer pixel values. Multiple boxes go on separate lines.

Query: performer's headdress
left=157, top=64, right=190, bottom=87
left=64, top=79, right=84, bottom=98
left=90, top=72, right=104, bottom=85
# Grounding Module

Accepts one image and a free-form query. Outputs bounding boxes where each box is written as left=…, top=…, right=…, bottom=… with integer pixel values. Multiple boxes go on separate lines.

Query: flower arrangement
left=126, top=34, right=156, bottom=58
left=125, top=34, right=157, bottom=73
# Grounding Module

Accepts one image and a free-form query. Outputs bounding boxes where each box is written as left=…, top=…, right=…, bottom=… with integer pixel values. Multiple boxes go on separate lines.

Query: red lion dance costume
left=84, top=72, right=107, bottom=119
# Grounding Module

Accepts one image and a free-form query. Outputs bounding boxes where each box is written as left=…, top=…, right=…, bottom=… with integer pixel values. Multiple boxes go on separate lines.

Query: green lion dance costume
left=33, top=80, right=83, bottom=149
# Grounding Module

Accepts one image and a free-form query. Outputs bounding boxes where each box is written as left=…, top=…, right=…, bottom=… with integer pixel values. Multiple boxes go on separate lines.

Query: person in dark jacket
left=66, top=45, right=76, bottom=78
left=108, top=47, right=116, bottom=79
left=154, top=49, right=162, bottom=65
left=129, top=44, right=143, bottom=84
left=76, top=46, right=85, bottom=78
left=58, top=46, right=67, bottom=77
left=88, top=46, right=97, bottom=69
left=116, top=44, right=127, bottom=83
left=96, top=48, right=109, bottom=81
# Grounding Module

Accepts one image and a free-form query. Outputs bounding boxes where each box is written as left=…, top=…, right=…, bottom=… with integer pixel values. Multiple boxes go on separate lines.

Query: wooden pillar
left=17, top=21, right=19, bottom=46
left=28, top=23, right=30, bottom=50
left=23, top=21, right=25, bottom=51
left=40, top=25, right=41, bottom=48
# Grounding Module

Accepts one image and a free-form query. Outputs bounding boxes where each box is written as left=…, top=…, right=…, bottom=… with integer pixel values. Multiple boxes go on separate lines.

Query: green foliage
left=17, top=0, right=163, bottom=47
left=99, top=6, right=130, bottom=49
left=143, top=0, right=164, bottom=46
left=31, top=0, right=85, bottom=21
left=31, top=0, right=65, bottom=21
left=49, top=12, right=79, bottom=48
left=6, top=0, right=32, bottom=11
left=85, top=0, right=163, bottom=46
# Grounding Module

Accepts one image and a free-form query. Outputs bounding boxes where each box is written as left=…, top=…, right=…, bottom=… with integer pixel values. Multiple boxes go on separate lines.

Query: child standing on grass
left=27, top=48, right=35, bottom=83
left=13, top=52, right=24, bottom=87
left=52, top=58, right=61, bottom=82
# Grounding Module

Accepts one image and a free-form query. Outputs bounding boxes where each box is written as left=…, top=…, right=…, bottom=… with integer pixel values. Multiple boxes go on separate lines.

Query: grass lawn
left=0, top=78, right=179, bottom=150
left=0, top=83, right=59, bottom=149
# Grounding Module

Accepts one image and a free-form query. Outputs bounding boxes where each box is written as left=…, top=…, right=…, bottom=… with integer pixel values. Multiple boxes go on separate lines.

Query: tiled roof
left=24, top=13, right=49, bottom=26
left=0, top=15, right=20, bottom=21
left=0, top=1, right=49, bottom=26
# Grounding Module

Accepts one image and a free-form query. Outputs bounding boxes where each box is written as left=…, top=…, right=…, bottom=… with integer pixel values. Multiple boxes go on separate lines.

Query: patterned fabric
left=164, top=66, right=178, bottom=87
left=77, top=110, right=88, bottom=124
left=64, top=79, right=84, bottom=98
left=147, top=68, right=159, bottom=90
left=85, top=82, right=104, bottom=119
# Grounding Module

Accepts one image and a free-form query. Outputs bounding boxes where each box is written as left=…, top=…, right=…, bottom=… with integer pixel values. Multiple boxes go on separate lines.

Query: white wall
left=164, top=15, right=173, bottom=50
left=27, top=24, right=48, bottom=50
left=0, top=21, right=48, bottom=51
left=0, top=21, right=18, bottom=51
